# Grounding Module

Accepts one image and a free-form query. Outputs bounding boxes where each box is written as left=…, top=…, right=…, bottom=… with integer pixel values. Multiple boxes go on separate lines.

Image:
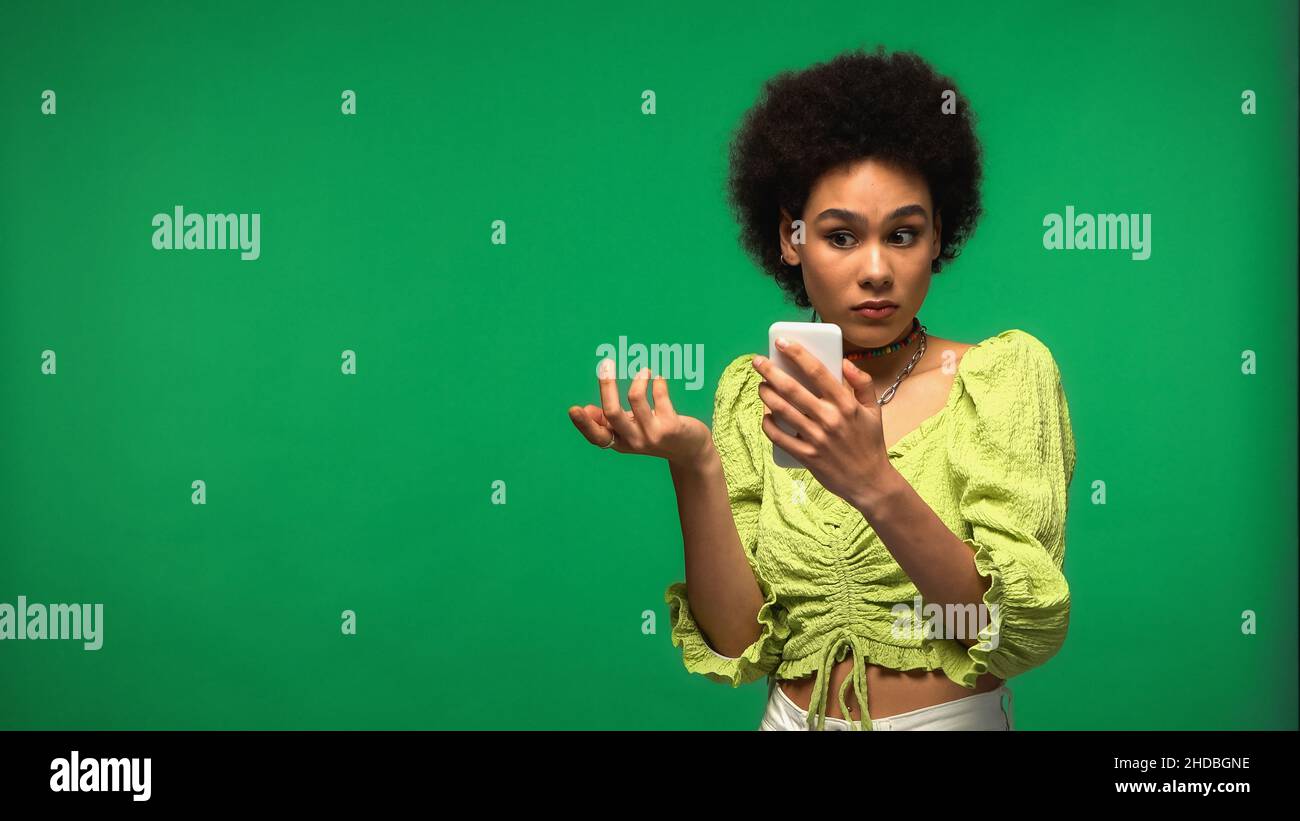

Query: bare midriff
left=777, top=654, right=1003, bottom=721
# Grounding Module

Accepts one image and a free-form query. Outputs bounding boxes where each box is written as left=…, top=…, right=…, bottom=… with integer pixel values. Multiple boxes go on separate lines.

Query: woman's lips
left=852, top=305, right=898, bottom=319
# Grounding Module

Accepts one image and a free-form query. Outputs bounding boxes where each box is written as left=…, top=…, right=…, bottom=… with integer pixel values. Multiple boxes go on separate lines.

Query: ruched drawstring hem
left=805, top=629, right=873, bottom=731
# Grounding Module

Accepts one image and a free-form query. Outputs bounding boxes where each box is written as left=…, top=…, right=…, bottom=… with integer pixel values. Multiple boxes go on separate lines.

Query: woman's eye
left=827, top=229, right=918, bottom=248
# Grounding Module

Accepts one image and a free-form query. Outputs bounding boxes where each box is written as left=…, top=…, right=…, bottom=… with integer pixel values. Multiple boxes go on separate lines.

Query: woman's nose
left=857, top=244, right=893, bottom=287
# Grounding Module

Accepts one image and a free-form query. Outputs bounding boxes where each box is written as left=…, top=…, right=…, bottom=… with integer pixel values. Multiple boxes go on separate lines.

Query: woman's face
left=780, top=157, right=942, bottom=351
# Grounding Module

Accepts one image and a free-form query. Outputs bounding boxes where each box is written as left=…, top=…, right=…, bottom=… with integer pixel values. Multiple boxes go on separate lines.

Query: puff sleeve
left=664, top=353, right=790, bottom=686
left=947, top=330, right=1077, bottom=685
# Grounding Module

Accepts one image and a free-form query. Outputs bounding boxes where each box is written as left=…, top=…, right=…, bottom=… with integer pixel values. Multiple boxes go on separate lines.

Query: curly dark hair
left=725, top=45, right=985, bottom=308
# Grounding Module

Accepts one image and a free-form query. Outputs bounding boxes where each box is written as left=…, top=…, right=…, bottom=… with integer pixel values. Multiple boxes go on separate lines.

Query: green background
left=2, top=0, right=1296, bottom=729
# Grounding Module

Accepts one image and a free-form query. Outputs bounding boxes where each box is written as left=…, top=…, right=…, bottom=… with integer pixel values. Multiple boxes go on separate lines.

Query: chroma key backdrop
left=1, top=0, right=1296, bottom=730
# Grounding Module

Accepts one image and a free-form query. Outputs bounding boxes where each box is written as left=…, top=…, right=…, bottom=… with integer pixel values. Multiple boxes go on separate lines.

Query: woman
left=568, top=46, right=1076, bottom=730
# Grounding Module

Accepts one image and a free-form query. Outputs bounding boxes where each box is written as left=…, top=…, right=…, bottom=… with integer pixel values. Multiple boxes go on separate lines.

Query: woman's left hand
left=753, top=339, right=893, bottom=511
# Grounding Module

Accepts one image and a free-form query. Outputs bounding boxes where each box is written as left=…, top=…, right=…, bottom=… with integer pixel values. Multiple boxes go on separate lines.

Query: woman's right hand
left=568, top=359, right=713, bottom=466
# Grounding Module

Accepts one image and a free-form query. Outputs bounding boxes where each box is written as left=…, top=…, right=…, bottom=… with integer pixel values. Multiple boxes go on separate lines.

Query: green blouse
left=664, top=329, right=1077, bottom=731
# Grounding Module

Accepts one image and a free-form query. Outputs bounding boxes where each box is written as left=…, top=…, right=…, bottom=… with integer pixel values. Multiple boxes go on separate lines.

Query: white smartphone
left=767, top=321, right=844, bottom=469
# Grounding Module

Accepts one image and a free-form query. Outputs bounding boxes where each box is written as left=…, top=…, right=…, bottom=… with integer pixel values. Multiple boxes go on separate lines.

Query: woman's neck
left=844, top=323, right=926, bottom=385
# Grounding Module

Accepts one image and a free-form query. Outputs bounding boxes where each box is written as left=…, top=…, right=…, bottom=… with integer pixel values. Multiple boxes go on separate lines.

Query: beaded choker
left=844, top=316, right=922, bottom=361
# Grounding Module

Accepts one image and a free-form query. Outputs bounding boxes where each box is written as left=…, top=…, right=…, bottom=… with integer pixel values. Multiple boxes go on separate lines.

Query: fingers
left=583, top=404, right=637, bottom=429
left=597, top=359, right=642, bottom=446
left=752, top=353, right=837, bottom=428
left=843, top=358, right=878, bottom=407
left=757, top=380, right=818, bottom=441
left=585, top=404, right=610, bottom=427
left=773, top=339, right=841, bottom=400
left=650, top=373, right=676, bottom=416
left=568, top=405, right=615, bottom=448
left=761, top=410, right=815, bottom=462
left=626, top=368, right=658, bottom=438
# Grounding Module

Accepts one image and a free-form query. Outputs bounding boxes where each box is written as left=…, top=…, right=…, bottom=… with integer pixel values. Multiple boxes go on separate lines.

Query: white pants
left=759, top=679, right=1014, bottom=731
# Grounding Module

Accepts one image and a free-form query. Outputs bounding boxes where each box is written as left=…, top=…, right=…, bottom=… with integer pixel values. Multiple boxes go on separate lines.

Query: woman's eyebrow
left=814, top=204, right=928, bottom=225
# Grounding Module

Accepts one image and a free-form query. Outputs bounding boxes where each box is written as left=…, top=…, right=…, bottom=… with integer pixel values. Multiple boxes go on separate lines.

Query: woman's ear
left=778, top=206, right=801, bottom=266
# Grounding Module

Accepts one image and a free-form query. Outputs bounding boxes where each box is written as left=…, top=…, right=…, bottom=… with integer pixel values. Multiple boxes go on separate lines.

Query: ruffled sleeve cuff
left=954, top=535, right=1070, bottom=687
left=664, top=580, right=788, bottom=687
